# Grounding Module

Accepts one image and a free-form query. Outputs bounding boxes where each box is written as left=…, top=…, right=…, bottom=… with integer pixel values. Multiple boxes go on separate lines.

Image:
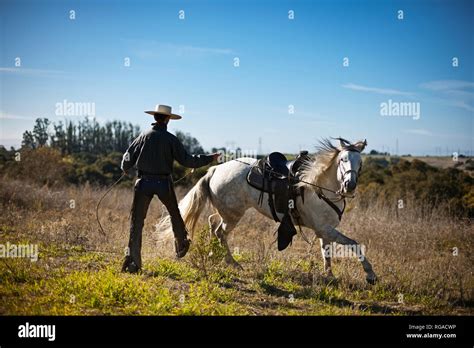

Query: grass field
left=0, top=175, right=472, bottom=316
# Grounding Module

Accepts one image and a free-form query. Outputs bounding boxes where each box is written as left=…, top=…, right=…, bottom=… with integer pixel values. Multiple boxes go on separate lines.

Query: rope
left=96, top=173, right=126, bottom=238
left=173, top=168, right=194, bottom=184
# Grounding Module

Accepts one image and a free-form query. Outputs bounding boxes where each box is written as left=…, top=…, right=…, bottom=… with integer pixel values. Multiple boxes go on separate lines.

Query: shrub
left=358, top=158, right=474, bottom=217
left=3, top=147, right=73, bottom=186
left=188, top=227, right=227, bottom=278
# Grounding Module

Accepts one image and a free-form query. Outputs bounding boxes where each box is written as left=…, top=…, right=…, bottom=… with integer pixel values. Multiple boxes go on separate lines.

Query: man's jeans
left=123, top=176, right=187, bottom=271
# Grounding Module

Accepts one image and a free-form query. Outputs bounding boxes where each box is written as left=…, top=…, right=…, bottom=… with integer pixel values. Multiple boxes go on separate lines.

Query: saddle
left=247, top=150, right=310, bottom=251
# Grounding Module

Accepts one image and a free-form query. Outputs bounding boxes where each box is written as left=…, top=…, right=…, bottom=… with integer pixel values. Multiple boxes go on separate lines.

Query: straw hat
left=144, top=104, right=182, bottom=120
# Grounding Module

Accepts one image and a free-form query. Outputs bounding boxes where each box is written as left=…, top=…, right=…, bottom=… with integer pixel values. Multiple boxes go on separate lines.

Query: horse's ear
left=339, top=138, right=345, bottom=149
left=359, top=139, right=367, bottom=152
left=338, top=137, right=350, bottom=148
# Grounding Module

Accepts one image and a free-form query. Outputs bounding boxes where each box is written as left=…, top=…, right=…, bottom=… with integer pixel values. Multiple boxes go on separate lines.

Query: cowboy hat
left=144, top=104, right=182, bottom=120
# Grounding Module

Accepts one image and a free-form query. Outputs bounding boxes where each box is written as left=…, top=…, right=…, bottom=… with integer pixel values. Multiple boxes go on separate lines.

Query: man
left=121, top=104, right=219, bottom=273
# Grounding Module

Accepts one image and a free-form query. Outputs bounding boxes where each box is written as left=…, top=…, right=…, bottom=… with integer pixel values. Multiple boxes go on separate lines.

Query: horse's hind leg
left=208, top=213, right=223, bottom=240
left=208, top=213, right=242, bottom=270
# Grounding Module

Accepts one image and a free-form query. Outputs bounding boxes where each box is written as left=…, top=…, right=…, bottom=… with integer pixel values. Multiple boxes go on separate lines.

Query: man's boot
left=175, top=237, right=191, bottom=258
left=121, top=256, right=141, bottom=274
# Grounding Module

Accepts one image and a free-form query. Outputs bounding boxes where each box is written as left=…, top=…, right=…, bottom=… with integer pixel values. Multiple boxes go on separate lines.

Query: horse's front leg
left=321, top=226, right=377, bottom=284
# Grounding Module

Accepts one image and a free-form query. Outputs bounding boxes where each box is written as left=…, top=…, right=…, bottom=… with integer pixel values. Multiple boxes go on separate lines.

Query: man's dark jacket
left=121, top=123, right=213, bottom=174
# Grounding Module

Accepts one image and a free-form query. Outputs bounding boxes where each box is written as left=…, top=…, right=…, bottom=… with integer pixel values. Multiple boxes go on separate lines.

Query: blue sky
left=0, top=0, right=473, bottom=155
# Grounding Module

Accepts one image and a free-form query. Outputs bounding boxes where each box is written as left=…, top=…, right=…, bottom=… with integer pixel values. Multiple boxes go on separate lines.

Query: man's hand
left=122, top=168, right=138, bottom=177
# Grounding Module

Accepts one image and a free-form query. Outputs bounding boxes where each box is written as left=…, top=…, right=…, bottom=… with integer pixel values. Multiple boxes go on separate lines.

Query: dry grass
left=0, top=178, right=472, bottom=315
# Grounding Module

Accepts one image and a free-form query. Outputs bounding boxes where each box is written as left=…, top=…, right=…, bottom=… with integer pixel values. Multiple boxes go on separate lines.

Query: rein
left=234, top=158, right=350, bottom=222
left=234, top=159, right=353, bottom=200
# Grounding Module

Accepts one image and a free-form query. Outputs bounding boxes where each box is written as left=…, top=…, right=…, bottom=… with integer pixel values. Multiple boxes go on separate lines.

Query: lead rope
left=96, top=173, right=126, bottom=238
left=173, top=168, right=195, bottom=184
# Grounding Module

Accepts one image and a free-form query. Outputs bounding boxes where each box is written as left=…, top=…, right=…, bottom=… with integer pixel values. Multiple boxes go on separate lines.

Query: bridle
left=336, top=148, right=362, bottom=199
left=308, top=148, right=362, bottom=221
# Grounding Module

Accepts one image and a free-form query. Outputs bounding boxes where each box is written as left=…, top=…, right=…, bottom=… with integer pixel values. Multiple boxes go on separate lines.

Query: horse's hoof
left=227, top=259, right=243, bottom=271
left=366, top=274, right=378, bottom=285
left=324, top=272, right=337, bottom=283
left=232, top=262, right=244, bottom=271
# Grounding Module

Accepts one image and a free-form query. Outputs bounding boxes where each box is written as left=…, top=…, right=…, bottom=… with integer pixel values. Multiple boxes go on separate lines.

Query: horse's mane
left=298, top=138, right=341, bottom=187
left=297, top=137, right=367, bottom=187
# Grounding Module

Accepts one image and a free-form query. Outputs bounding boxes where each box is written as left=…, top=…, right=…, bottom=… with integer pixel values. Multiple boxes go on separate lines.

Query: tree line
left=21, top=117, right=141, bottom=155
left=1, top=117, right=210, bottom=187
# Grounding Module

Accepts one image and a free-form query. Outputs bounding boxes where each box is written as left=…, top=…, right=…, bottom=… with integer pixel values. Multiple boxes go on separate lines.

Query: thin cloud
left=172, top=44, right=233, bottom=55
left=125, top=39, right=234, bottom=59
left=404, top=128, right=474, bottom=140
left=342, top=83, right=413, bottom=96
left=0, top=67, right=66, bottom=77
left=404, top=129, right=433, bottom=136
left=448, top=100, right=474, bottom=112
left=419, top=80, right=474, bottom=91
left=420, top=80, right=474, bottom=112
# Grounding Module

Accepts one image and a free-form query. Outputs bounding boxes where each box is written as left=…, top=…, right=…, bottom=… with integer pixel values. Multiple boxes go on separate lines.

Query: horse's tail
left=156, top=166, right=216, bottom=240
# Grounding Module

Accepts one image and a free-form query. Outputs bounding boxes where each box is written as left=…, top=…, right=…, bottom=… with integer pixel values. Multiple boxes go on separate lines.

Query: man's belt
left=138, top=171, right=170, bottom=179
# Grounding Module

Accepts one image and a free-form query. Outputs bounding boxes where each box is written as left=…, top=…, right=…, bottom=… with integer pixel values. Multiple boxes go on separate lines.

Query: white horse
left=158, top=138, right=377, bottom=284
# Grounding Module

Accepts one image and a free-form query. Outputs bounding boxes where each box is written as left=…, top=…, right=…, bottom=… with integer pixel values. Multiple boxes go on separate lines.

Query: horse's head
left=335, top=138, right=367, bottom=195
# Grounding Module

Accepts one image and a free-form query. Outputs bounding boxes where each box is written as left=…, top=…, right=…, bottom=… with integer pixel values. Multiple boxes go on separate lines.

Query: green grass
left=0, top=253, right=248, bottom=315
left=1, top=214, right=470, bottom=316
left=0, top=244, right=466, bottom=316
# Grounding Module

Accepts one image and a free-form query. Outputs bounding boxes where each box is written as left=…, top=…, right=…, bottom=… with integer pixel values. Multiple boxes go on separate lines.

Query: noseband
left=338, top=163, right=359, bottom=181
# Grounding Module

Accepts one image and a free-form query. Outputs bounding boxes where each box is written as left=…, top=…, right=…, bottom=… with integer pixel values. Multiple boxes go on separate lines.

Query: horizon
left=1, top=0, right=473, bottom=156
